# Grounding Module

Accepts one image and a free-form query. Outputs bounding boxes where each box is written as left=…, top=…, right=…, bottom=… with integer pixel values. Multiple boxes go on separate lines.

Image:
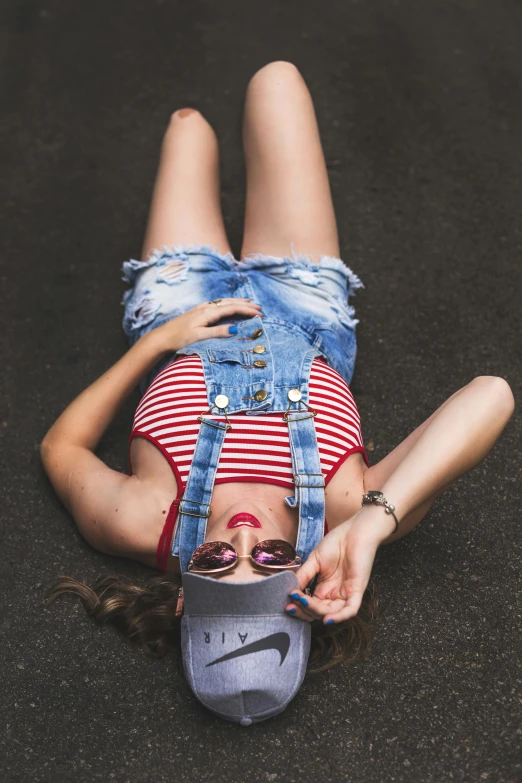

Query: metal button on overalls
left=253, top=360, right=267, bottom=368
left=251, top=328, right=263, bottom=339
left=253, top=345, right=266, bottom=354
left=214, top=394, right=229, bottom=409
left=254, top=389, right=268, bottom=402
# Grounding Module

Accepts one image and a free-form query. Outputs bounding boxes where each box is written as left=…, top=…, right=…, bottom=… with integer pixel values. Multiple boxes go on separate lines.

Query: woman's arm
left=360, top=374, right=515, bottom=542
left=41, top=298, right=261, bottom=451
left=41, top=330, right=169, bottom=452
left=287, top=375, right=515, bottom=624
left=39, top=300, right=262, bottom=561
left=39, top=331, right=172, bottom=558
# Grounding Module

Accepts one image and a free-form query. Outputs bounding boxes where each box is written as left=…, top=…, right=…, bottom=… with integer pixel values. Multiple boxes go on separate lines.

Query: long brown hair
left=45, top=572, right=381, bottom=674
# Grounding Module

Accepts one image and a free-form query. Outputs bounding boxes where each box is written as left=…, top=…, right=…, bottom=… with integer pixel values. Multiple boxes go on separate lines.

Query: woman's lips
left=226, top=513, right=262, bottom=529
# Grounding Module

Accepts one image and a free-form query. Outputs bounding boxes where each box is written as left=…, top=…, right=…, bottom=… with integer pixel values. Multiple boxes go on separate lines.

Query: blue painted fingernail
left=286, top=608, right=296, bottom=614
left=290, top=593, right=300, bottom=601
left=228, top=325, right=238, bottom=334
left=325, top=619, right=335, bottom=625
left=299, top=596, right=308, bottom=607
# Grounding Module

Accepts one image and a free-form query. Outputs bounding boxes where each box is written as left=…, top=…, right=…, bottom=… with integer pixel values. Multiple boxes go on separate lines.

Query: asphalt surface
left=1, top=1, right=521, bottom=782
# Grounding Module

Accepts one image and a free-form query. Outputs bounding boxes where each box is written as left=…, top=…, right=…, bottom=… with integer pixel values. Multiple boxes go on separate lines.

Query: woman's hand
left=153, top=298, right=263, bottom=352
left=285, top=511, right=384, bottom=625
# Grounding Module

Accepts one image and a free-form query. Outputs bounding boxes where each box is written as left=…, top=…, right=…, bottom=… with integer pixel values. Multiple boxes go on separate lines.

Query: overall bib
left=171, top=316, right=330, bottom=574
left=120, top=242, right=365, bottom=573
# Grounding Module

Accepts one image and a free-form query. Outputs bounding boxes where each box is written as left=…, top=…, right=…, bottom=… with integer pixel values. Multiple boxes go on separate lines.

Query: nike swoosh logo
left=206, top=632, right=291, bottom=667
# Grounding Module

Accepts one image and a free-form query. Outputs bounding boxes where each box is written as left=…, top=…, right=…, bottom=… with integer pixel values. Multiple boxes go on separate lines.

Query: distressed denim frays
left=121, top=243, right=365, bottom=396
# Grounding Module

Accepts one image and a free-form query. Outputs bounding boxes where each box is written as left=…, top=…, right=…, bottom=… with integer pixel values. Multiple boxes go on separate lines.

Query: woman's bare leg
left=140, top=108, right=232, bottom=263
left=241, top=61, right=340, bottom=262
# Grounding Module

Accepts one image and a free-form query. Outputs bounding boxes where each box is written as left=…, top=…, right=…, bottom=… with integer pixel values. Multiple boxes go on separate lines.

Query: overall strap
left=171, top=412, right=229, bottom=575
left=283, top=408, right=326, bottom=561
left=282, top=344, right=326, bottom=561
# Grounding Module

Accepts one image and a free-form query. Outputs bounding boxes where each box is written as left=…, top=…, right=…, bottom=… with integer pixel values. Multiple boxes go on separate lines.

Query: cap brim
left=182, top=569, right=301, bottom=616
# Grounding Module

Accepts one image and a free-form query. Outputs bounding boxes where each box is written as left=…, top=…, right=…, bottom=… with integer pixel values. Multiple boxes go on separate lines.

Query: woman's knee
left=163, top=107, right=217, bottom=143
left=470, top=375, right=515, bottom=416
left=247, top=61, right=304, bottom=95
left=169, top=106, right=201, bottom=121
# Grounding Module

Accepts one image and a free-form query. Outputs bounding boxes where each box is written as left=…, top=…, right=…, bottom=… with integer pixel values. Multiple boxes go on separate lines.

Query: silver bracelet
left=361, top=490, right=399, bottom=533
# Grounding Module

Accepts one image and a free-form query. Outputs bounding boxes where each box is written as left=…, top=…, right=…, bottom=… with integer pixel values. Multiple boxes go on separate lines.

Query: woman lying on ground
left=41, top=61, right=514, bottom=726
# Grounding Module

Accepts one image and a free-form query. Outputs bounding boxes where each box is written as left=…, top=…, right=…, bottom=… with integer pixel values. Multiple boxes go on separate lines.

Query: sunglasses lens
left=191, top=541, right=237, bottom=571
left=251, top=540, right=296, bottom=567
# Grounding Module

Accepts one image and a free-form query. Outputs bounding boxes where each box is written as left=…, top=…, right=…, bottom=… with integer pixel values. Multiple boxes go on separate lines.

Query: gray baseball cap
left=180, top=570, right=311, bottom=726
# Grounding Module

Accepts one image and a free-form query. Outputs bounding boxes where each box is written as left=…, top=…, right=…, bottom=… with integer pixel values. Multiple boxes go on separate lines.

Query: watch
left=361, top=490, right=399, bottom=533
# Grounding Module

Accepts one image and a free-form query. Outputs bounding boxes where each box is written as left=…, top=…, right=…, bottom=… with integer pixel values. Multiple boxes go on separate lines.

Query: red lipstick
left=226, top=513, right=262, bottom=529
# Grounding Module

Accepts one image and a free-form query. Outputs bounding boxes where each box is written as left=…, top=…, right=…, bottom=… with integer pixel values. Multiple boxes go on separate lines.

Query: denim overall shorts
left=120, top=243, right=365, bottom=571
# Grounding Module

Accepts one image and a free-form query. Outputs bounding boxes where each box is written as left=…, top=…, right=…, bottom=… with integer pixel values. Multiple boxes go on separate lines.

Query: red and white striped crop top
left=128, top=354, right=370, bottom=571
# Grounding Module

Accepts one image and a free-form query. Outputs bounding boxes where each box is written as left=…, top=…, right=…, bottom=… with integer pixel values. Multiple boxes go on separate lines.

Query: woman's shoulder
left=101, top=476, right=172, bottom=567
